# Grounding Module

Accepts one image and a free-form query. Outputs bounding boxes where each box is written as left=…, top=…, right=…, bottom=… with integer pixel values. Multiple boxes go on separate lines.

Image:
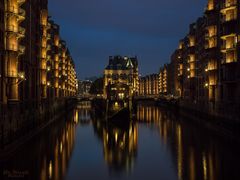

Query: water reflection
left=76, top=101, right=92, bottom=124
left=1, top=109, right=77, bottom=180
left=137, top=105, right=160, bottom=123
left=1, top=102, right=240, bottom=180
left=136, top=104, right=240, bottom=180
left=92, top=118, right=138, bottom=174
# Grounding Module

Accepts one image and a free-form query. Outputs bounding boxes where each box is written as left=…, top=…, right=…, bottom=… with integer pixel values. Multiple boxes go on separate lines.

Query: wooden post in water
left=1, top=124, right=4, bottom=149
left=129, top=97, right=132, bottom=120
left=106, top=99, right=109, bottom=120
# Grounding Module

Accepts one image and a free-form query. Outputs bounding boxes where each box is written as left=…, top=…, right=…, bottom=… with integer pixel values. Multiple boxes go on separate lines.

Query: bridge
left=77, top=94, right=96, bottom=101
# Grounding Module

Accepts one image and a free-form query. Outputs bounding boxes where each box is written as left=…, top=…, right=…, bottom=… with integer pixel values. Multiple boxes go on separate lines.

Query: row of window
left=105, top=74, right=132, bottom=80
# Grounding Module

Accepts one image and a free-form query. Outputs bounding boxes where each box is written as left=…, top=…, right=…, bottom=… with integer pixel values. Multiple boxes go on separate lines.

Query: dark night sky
left=48, top=0, right=206, bottom=79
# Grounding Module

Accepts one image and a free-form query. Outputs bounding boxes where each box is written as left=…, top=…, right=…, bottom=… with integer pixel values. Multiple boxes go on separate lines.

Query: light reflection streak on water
left=2, top=101, right=240, bottom=180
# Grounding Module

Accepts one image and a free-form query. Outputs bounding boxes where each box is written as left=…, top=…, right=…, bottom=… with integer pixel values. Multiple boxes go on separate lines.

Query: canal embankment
left=135, top=98, right=240, bottom=142
left=0, top=98, right=77, bottom=161
left=177, top=101, right=240, bottom=141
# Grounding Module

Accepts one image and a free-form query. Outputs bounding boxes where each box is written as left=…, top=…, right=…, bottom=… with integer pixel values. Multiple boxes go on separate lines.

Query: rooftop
left=105, top=55, right=138, bottom=70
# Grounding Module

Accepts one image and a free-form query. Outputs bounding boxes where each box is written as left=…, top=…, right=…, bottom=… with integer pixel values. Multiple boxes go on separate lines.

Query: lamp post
left=0, top=71, right=26, bottom=100
left=5, top=72, right=26, bottom=100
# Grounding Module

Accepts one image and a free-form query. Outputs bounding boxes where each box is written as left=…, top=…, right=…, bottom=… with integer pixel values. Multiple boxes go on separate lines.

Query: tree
left=89, top=77, right=104, bottom=95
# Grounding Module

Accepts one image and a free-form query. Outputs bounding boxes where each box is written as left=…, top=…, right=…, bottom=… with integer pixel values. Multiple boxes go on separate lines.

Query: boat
left=108, top=107, right=131, bottom=127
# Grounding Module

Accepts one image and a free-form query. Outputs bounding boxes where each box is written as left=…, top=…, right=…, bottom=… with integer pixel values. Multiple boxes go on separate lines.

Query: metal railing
left=18, top=8, right=26, bottom=18
left=18, top=45, right=25, bottom=54
left=17, top=0, right=26, bottom=5
left=18, top=26, right=25, bottom=36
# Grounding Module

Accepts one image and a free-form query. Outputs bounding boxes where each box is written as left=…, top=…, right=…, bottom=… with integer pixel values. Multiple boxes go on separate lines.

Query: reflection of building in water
left=92, top=118, right=138, bottom=174
left=103, top=123, right=138, bottom=173
left=169, top=122, right=219, bottom=180
left=137, top=105, right=160, bottom=123
left=156, top=110, right=218, bottom=180
left=39, top=117, right=76, bottom=180
left=136, top=104, right=222, bottom=180
left=76, top=101, right=92, bottom=124
left=77, top=101, right=91, bottom=109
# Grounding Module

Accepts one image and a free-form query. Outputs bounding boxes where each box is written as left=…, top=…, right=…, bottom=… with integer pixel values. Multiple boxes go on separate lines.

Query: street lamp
left=18, top=72, right=26, bottom=82
left=1, top=71, right=26, bottom=85
left=0, top=71, right=26, bottom=102
left=205, top=83, right=209, bottom=88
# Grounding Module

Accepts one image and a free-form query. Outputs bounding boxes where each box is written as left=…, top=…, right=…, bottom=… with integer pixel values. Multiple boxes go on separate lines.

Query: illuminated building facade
left=159, top=64, right=169, bottom=95
left=0, top=0, right=77, bottom=103
left=104, top=55, right=139, bottom=99
left=204, top=1, right=219, bottom=105
left=139, top=74, right=159, bottom=96
left=185, top=23, right=197, bottom=101
left=46, top=21, right=77, bottom=99
left=0, top=0, right=78, bottom=147
left=170, top=47, right=183, bottom=97
left=0, top=0, right=4, bottom=107
left=2, top=0, right=26, bottom=103
left=166, top=0, right=240, bottom=120
left=218, top=0, right=240, bottom=111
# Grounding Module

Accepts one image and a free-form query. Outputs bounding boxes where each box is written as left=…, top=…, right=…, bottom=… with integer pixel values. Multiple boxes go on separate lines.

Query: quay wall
left=0, top=98, right=77, bottom=150
left=135, top=97, right=240, bottom=138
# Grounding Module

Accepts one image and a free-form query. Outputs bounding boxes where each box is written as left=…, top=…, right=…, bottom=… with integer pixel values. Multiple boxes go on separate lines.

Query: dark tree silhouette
left=89, top=77, right=104, bottom=95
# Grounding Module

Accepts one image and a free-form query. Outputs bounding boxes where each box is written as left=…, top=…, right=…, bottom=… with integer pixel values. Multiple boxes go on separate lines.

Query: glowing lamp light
left=47, top=82, right=51, bottom=86
left=48, top=161, right=52, bottom=179
left=205, top=83, right=209, bottom=87
left=60, top=142, right=63, bottom=154
left=115, top=132, right=118, bottom=142
left=18, top=72, right=26, bottom=80
left=187, top=68, right=190, bottom=71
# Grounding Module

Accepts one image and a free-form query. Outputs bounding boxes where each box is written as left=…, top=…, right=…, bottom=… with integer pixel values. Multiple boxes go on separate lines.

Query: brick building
left=0, top=0, right=78, bottom=146
left=139, top=74, right=159, bottom=96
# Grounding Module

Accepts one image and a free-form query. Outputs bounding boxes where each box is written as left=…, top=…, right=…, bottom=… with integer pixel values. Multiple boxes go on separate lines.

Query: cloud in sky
left=49, top=0, right=206, bottom=79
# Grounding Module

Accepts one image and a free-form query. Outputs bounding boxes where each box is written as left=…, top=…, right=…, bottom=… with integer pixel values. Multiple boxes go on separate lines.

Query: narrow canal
left=1, top=101, right=240, bottom=180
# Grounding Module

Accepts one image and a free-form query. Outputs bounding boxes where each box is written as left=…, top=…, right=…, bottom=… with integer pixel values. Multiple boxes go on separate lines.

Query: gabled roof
left=105, top=56, right=138, bottom=70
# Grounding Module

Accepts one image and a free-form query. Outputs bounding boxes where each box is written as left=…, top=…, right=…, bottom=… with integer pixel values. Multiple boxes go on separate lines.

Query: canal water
left=1, top=101, right=240, bottom=180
